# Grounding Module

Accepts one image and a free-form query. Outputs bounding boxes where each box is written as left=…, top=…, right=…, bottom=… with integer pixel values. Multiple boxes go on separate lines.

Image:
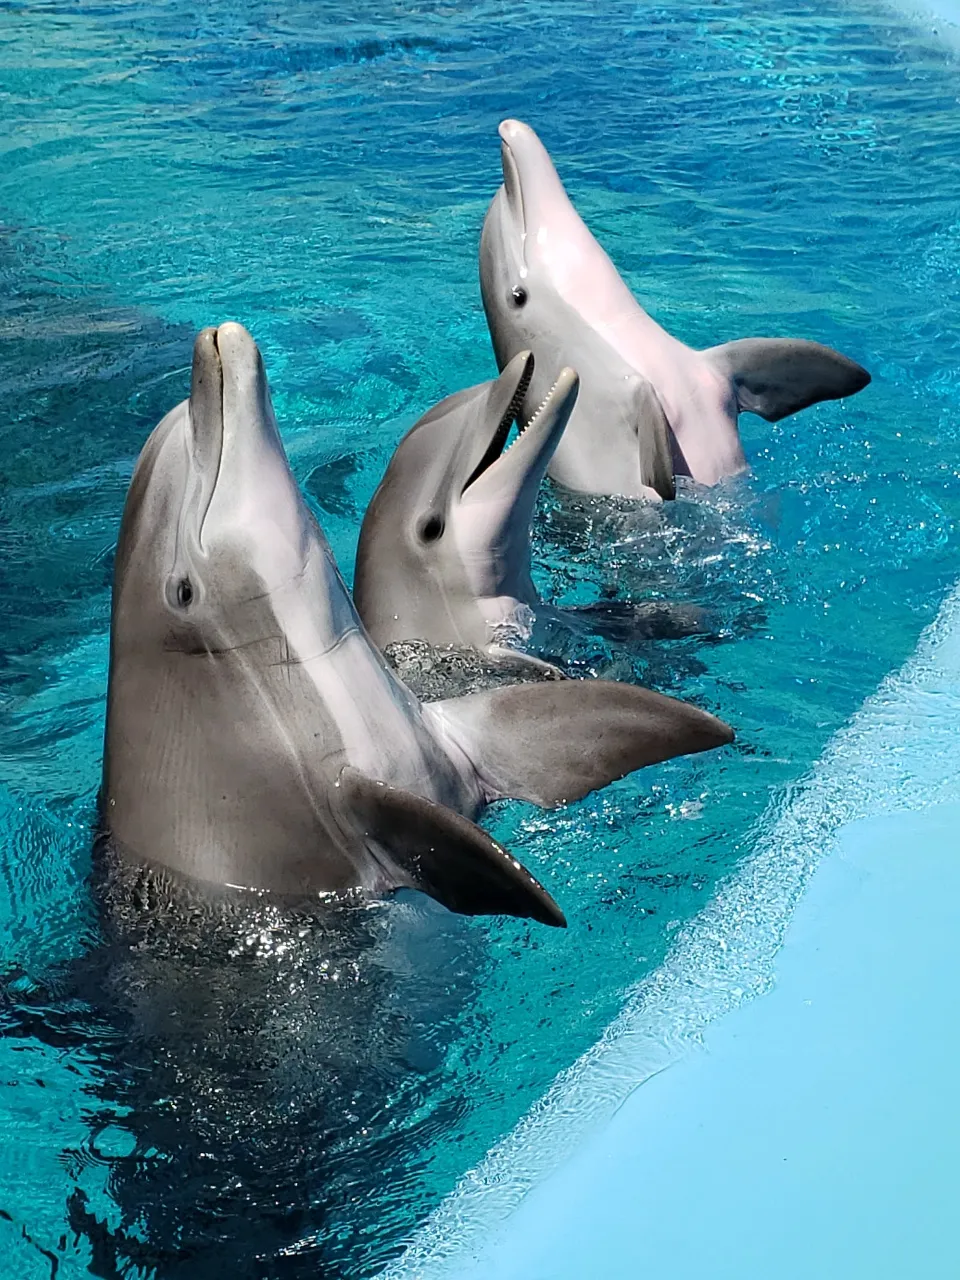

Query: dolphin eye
left=420, top=514, right=445, bottom=543
left=176, top=578, right=194, bottom=608
left=511, top=285, right=528, bottom=308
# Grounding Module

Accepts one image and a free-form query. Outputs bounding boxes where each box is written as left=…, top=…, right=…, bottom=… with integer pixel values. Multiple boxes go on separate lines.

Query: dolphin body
left=354, top=351, right=708, bottom=666
left=102, top=323, right=733, bottom=927
left=480, top=119, right=871, bottom=500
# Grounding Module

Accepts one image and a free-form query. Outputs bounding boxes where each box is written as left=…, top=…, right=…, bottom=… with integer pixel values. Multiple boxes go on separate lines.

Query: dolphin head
left=354, top=351, right=579, bottom=651
left=480, top=120, right=675, bottom=500
left=111, top=322, right=355, bottom=661
left=480, top=119, right=621, bottom=369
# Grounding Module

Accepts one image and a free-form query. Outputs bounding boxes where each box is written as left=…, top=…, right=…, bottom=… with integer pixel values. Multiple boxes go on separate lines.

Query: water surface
left=0, top=1, right=959, bottom=1275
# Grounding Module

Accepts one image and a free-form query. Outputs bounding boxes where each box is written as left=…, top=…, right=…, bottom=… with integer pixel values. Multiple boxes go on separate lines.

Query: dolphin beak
left=497, top=119, right=573, bottom=244
left=498, top=130, right=525, bottom=233
left=190, top=321, right=280, bottom=472
left=188, top=322, right=295, bottom=551
left=462, top=350, right=535, bottom=493
left=464, top=365, right=580, bottom=511
left=189, top=327, right=224, bottom=480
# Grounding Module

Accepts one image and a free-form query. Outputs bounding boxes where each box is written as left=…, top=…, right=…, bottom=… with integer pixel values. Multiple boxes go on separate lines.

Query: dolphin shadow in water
left=354, top=352, right=719, bottom=687
left=479, top=119, right=871, bottom=500
left=535, top=478, right=778, bottom=681
left=98, top=865, right=486, bottom=1279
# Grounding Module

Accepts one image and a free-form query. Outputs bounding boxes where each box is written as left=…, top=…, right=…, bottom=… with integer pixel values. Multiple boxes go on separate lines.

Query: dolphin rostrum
left=102, top=323, right=733, bottom=927
left=354, top=351, right=709, bottom=666
left=480, top=118, right=871, bottom=500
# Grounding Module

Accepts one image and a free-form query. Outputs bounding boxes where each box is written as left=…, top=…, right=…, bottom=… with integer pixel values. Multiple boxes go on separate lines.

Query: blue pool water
left=1, top=1, right=959, bottom=1275
left=390, top=569, right=960, bottom=1278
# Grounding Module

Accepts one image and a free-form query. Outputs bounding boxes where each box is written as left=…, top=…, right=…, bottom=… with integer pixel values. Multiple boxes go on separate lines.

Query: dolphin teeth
left=463, top=358, right=536, bottom=492
left=499, top=358, right=534, bottom=438
left=507, top=375, right=563, bottom=451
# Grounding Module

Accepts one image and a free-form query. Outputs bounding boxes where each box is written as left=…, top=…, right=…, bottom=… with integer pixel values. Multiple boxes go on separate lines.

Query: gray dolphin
left=480, top=119, right=871, bottom=500
left=354, top=351, right=709, bottom=666
left=355, top=350, right=578, bottom=665
left=102, top=323, right=733, bottom=927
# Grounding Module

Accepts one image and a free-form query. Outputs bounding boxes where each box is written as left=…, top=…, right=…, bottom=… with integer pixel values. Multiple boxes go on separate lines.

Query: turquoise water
left=1, top=1, right=959, bottom=1275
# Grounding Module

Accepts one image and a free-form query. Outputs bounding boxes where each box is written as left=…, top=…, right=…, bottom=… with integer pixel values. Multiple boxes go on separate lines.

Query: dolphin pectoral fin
left=339, top=767, right=566, bottom=926
left=568, top=599, right=713, bottom=643
left=706, top=338, right=871, bottom=422
left=427, top=681, right=733, bottom=808
left=627, top=375, right=676, bottom=500
left=486, top=645, right=568, bottom=680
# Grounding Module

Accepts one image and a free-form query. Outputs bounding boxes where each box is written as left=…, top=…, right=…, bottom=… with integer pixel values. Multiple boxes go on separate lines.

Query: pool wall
left=384, top=579, right=960, bottom=1277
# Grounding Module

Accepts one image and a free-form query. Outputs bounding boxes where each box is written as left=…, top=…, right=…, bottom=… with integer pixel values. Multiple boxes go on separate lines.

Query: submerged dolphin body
left=103, top=323, right=733, bottom=926
left=354, top=352, right=709, bottom=664
left=480, top=119, right=871, bottom=500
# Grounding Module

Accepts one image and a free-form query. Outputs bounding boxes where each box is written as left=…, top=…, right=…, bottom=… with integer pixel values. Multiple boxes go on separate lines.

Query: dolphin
left=354, top=350, right=709, bottom=666
left=479, top=118, right=871, bottom=500
left=355, top=350, right=578, bottom=663
left=102, top=322, right=733, bottom=927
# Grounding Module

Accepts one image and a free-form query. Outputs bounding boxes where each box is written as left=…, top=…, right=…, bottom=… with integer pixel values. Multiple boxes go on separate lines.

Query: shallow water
left=1, top=0, right=959, bottom=1275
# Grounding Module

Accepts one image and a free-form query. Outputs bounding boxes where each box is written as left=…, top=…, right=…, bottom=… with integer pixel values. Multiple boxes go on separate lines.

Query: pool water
left=1, top=1, right=959, bottom=1275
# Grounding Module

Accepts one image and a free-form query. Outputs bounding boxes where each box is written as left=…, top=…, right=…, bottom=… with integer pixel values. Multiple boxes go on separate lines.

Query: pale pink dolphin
left=479, top=119, right=871, bottom=500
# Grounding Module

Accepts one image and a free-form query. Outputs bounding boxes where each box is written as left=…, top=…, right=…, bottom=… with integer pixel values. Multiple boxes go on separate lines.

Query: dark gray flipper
left=567, top=600, right=712, bottom=644
left=429, top=681, right=733, bottom=808
left=706, top=338, right=871, bottom=422
left=630, top=375, right=676, bottom=500
left=340, top=767, right=566, bottom=927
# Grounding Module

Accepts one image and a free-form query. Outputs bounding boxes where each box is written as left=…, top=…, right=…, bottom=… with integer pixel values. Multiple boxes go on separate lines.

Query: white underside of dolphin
left=480, top=119, right=871, bottom=500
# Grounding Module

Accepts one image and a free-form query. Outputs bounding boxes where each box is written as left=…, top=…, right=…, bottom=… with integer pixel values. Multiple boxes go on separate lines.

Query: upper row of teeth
left=511, top=376, right=562, bottom=443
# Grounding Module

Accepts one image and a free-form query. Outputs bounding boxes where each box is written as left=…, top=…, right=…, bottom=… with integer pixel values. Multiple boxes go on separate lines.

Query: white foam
left=380, top=579, right=960, bottom=1279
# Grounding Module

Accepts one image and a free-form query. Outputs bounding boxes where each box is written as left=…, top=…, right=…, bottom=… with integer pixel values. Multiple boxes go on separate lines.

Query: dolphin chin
left=103, top=322, right=734, bottom=926
left=187, top=326, right=224, bottom=497
left=481, top=119, right=871, bottom=499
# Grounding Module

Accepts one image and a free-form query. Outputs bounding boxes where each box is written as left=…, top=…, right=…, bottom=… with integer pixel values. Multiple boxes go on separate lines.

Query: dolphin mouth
left=462, top=354, right=535, bottom=493
left=462, top=358, right=578, bottom=495
left=188, top=321, right=276, bottom=547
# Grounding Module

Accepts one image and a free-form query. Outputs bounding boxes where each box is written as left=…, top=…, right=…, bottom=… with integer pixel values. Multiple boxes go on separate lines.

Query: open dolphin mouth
left=462, top=357, right=578, bottom=497
left=462, top=354, right=535, bottom=492
left=462, top=368, right=575, bottom=494
left=463, top=363, right=578, bottom=495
